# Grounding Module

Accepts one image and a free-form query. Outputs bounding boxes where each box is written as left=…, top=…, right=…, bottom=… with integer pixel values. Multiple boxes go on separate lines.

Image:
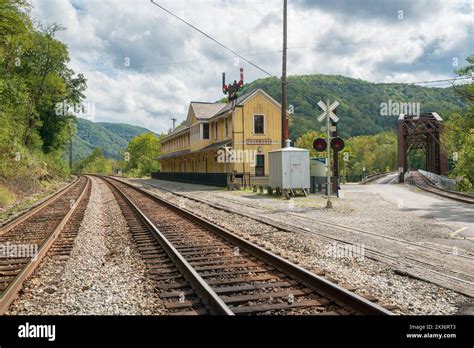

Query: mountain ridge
left=70, top=118, right=155, bottom=162
left=71, top=74, right=468, bottom=161
left=239, top=74, right=468, bottom=139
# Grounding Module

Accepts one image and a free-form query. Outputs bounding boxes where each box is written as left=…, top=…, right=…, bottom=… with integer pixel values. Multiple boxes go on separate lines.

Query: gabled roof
left=212, top=88, right=282, bottom=118
left=190, top=102, right=226, bottom=120
left=162, top=88, right=282, bottom=144
left=190, top=88, right=282, bottom=121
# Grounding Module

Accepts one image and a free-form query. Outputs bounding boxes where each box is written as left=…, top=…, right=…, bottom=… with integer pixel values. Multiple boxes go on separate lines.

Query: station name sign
left=246, top=138, right=274, bottom=145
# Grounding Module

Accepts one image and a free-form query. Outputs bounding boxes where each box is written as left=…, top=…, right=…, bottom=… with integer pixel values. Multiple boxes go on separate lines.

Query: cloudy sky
left=30, top=0, right=473, bottom=133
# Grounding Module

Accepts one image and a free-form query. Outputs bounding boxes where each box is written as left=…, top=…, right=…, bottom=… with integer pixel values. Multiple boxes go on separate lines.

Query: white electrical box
left=269, top=147, right=310, bottom=189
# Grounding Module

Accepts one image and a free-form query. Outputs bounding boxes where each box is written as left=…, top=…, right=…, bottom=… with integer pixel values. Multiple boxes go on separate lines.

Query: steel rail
left=414, top=172, right=474, bottom=204
left=102, top=175, right=392, bottom=315
left=100, top=176, right=233, bottom=315
left=131, top=179, right=474, bottom=261
left=0, top=176, right=91, bottom=314
left=121, top=178, right=474, bottom=297
left=0, top=176, right=81, bottom=235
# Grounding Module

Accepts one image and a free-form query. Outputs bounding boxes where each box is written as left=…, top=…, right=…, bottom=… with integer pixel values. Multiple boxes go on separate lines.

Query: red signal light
left=330, top=137, right=345, bottom=152
left=313, top=138, right=327, bottom=152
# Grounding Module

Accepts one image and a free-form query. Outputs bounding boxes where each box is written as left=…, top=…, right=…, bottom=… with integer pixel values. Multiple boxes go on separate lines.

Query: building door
left=255, top=154, right=265, bottom=177
left=290, top=155, right=302, bottom=188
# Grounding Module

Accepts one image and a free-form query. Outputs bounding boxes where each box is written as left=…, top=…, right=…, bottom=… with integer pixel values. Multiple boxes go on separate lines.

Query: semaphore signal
left=222, top=68, right=244, bottom=103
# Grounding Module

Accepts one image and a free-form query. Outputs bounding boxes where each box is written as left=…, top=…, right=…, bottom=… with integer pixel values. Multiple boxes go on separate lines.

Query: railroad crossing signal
left=321, top=125, right=337, bottom=132
left=313, top=138, right=327, bottom=152
left=316, top=99, right=341, bottom=208
left=313, top=137, right=345, bottom=152
left=317, top=100, right=340, bottom=123
left=330, top=137, right=345, bottom=152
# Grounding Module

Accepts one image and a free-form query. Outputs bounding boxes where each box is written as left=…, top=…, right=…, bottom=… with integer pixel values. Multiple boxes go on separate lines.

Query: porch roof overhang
left=155, top=149, right=191, bottom=160
left=196, top=140, right=232, bottom=153
left=156, top=140, right=232, bottom=161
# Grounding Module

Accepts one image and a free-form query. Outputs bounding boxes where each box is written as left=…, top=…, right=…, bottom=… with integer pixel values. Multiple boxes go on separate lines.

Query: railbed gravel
left=7, top=176, right=165, bottom=315
left=127, top=178, right=470, bottom=315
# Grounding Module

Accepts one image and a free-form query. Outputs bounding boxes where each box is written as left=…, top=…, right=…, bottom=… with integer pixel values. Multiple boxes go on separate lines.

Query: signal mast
left=222, top=68, right=244, bottom=109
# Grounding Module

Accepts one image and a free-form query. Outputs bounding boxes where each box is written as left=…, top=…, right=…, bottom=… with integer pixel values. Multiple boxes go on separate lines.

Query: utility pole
left=281, top=0, right=288, bottom=148
left=69, top=138, right=73, bottom=172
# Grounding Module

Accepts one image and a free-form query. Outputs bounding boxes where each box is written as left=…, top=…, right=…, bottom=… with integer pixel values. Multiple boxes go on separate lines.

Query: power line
left=81, top=30, right=473, bottom=74
left=288, top=31, right=474, bottom=51
left=82, top=49, right=282, bottom=73
left=149, top=0, right=275, bottom=78
left=284, top=75, right=471, bottom=90
left=409, top=76, right=471, bottom=85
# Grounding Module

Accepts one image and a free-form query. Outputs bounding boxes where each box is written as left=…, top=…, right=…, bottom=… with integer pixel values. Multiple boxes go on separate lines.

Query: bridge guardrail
left=418, top=169, right=457, bottom=191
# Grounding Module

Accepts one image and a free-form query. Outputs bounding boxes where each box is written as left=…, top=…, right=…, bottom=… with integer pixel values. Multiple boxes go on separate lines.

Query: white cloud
left=30, top=0, right=472, bottom=133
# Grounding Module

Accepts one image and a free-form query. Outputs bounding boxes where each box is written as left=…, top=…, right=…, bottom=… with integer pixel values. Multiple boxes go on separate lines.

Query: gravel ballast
left=8, top=176, right=165, bottom=315
left=126, top=178, right=471, bottom=315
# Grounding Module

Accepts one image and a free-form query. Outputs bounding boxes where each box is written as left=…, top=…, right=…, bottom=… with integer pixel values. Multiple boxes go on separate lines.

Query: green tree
left=123, top=133, right=162, bottom=177
left=453, top=55, right=474, bottom=102
left=342, top=131, right=397, bottom=176
left=444, top=55, right=474, bottom=191
left=294, top=130, right=325, bottom=157
left=0, top=0, right=86, bottom=182
left=76, top=148, right=113, bottom=174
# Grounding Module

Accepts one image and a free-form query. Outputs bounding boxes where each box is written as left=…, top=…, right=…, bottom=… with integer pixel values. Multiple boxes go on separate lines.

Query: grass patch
left=0, top=179, right=68, bottom=221
left=0, top=185, right=16, bottom=208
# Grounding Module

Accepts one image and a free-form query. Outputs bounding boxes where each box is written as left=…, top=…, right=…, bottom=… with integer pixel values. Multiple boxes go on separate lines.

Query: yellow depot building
left=155, top=88, right=283, bottom=186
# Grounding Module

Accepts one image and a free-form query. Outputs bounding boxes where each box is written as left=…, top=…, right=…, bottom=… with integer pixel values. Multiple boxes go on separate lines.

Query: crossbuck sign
left=317, top=100, right=340, bottom=123
left=316, top=99, right=341, bottom=208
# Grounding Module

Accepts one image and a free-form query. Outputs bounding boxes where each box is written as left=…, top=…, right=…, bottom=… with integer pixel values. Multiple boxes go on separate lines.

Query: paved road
left=341, top=182, right=474, bottom=241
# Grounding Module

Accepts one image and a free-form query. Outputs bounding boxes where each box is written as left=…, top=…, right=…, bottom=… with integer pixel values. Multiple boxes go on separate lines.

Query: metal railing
left=418, top=169, right=457, bottom=191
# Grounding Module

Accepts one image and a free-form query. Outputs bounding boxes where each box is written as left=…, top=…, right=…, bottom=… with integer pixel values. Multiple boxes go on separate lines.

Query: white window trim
left=201, top=122, right=210, bottom=140
left=253, top=114, right=265, bottom=135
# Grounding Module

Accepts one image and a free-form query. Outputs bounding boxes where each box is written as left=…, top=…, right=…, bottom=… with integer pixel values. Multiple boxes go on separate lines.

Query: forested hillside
left=1, top=0, right=86, bottom=207
left=240, top=75, right=468, bottom=140
left=70, top=118, right=154, bottom=162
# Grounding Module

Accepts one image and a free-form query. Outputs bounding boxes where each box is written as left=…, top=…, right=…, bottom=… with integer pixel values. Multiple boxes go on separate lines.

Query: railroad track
left=98, top=175, right=392, bottom=315
left=363, top=172, right=394, bottom=184
left=124, top=178, right=474, bottom=298
left=409, top=171, right=474, bottom=204
left=130, top=178, right=474, bottom=259
left=0, top=176, right=80, bottom=232
left=0, top=176, right=91, bottom=314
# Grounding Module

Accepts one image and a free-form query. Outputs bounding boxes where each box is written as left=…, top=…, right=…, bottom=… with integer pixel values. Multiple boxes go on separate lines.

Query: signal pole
left=325, top=99, right=332, bottom=208
left=281, top=0, right=288, bottom=148
left=69, top=139, right=73, bottom=172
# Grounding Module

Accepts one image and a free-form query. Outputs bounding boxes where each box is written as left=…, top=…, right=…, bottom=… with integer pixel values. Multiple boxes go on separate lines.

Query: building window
left=254, top=115, right=264, bottom=134
left=255, top=154, right=265, bottom=177
left=202, top=123, right=209, bottom=139
left=225, top=117, right=228, bottom=137
left=215, top=121, right=218, bottom=140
